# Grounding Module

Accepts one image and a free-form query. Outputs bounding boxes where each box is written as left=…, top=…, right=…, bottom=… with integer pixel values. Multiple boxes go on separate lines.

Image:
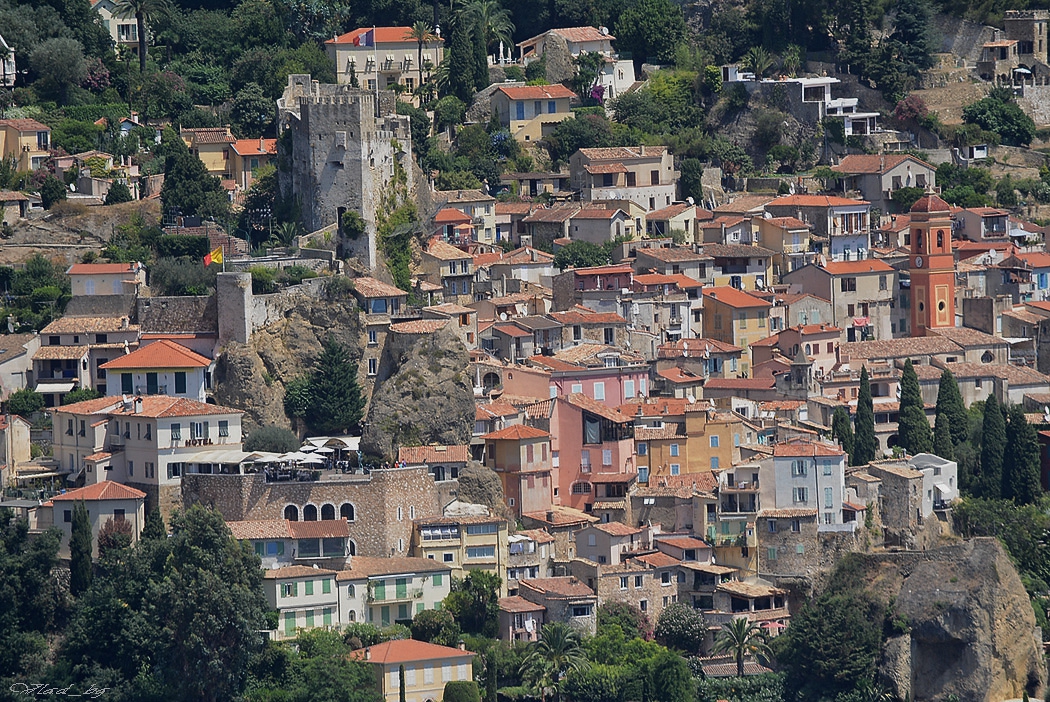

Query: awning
left=934, top=483, right=952, bottom=495
left=184, top=449, right=257, bottom=464
left=35, top=381, right=76, bottom=394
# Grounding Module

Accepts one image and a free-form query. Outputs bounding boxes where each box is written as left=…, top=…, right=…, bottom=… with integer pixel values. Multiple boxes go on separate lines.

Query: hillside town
left=5, top=0, right=1050, bottom=700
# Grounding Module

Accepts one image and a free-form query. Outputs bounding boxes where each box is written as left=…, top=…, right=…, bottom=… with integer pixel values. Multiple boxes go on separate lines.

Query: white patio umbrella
left=314, top=447, right=335, bottom=453
left=298, top=455, right=326, bottom=464
left=280, top=451, right=311, bottom=462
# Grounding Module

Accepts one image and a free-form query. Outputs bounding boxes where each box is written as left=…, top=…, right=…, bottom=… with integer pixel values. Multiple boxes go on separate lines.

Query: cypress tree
left=304, top=336, right=365, bottom=435
left=898, top=359, right=932, bottom=456
left=831, top=406, right=854, bottom=459
left=1004, top=404, right=1043, bottom=505
left=853, top=366, right=878, bottom=466
left=472, top=18, right=489, bottom=91
left=400, top=664, right=406, bottom=702
left=934, top=369, right=968, bottom=446
left=69, top=500, right=93, bottom=596
left=142, top=505, right=166, bottom=541
left=933, top=410, right=954, bottom=461
left=447, top=18, right=476, bottom=103
left=978, top=393, right=1006, bottom=500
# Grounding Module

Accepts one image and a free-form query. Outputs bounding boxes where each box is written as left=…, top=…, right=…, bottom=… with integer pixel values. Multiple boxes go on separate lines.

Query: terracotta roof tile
left=657, top=338, right=742, bottom=357
left=820, top=259, right=894, bottom=275
left=703, top=377, right=775, bottom=390
left=389, top=320, right=447, bottom=334
left=180, top=127, right=235, bottom=144
left=227, top=519, right=292, bottom=540
left=67, top=263, right=140, bottom=275
left=550, top=26, right=615, bottom=42
left=578, top=146, right=667, bottom=160
left=262, top=565, right=338, bottom=579
left=42, top=317, right=138, bottom=334
left=100, top=339, right=211, bottom=370
left=633, top=551, right=681, bottom=568
left=327, top=26, right=443, bottom=45
left=231, top=138, right=276, bottom=156
left=831, top=153, right=933, bottom=174
left=288, top=520, right=350, bottom=539
left=482, top=424, right=550, bottom=440
left=398, top=445, right=470, bottom=464
left=101, top=396, right=241, bottom=418
left=773, top=439, right=845, bottom=457
left=353, top=276, right=406, bottom=298
left=497, top=84, right=576, bottom=100
left=563, top=393, right=632, bottom=422
left=52, top=481, right=145, bottom=501
left=635, top=424, right=686, bottom=440
left=337, top=556, right=452, bottom=579
left=590, top=521, right=643, bottom=536
left=766, top=194, right=870, bottom=208
left=636, top=247, right=709, bottom=263
left=425, top=238, right=472, bottom=261
left=350, top=640, right=472, bottom=665
left=33, top=345, right=90, bottom=360
left=702, top=286, right=772, bottom=309
left=499, top=595, right=546, bottom=612
left=0, top=118, right=49, bottom=132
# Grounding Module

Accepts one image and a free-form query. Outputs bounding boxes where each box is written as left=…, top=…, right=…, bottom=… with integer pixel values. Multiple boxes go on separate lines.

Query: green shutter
left=381, top=606, right=390, bottom=626
left=374, top=580, right=386, bottom=600
left=306, top=610, right=314, bottom=627
left=174, top=371, right=187, bottom=394
left=284, top=611, right=295, bottom=636
left=433, top=573, right=442, bottom=587
left=322, top=579, right=332, bottom=594
left=324, top=608, right=333, bottom=626
left=121, top=373, right=133, bottom=394
left=398, top=604, right=409, bottom=620
left=254, top=542, right=264, bottom=556
left=277, top=541, right=285, bottom=556
left=305, top=580, right=314, bottom=596
left=416, top=602, right=425, bottom=614
left=291, top=582, right=297, bottom=596
left=767, top=547, right=777, bottom=561
left=396, top=578, right=407, bottom=599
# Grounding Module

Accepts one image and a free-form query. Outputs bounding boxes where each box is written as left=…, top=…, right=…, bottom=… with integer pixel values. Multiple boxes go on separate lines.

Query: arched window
left=937, top=230, right=944, bottom=249
left=303, top=504, right=318, bottom=521
left=805, top=344, right=811, bottom=355
left=321, top=503, right=336, bottom=520
left=340, top=503, right=355, bottom=522
left=482, top=372, right=500, bottom=392
left=915, top=231, right=923, bottom=249
left=982, top=351, right=994, bottom=363
left=348, top=539, right=357, bottom=556
left=284, top=505, right=299, bottom=521
left=348, top=611, right=356, bottom=622
left=347, top=584, right=356, bottom=597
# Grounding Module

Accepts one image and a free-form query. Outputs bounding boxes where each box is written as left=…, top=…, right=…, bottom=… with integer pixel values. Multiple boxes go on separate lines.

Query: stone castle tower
left=277, top=75, right=414, bottom=269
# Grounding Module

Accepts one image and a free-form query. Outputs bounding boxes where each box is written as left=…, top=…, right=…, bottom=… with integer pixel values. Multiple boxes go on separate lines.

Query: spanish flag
left=203, top=246, right=223, bottom=266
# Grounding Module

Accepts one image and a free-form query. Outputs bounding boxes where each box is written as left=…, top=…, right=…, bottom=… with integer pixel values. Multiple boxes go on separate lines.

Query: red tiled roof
left=831, top=153, right=933, bottom=174
left=821, top=259, right=894, bottom=275
left=493, top=322, right=531, bottom=338
left=591, top=521, right=643, bottom=536
left=262, top=565, right=338, bottom=579
left=435, top=208, right=473, bottom=225
left=497, top=84, right=576, bottom=100
left=499, top=595, right=546, bottom=613
left=327, top=26, right=442, bottom=45
left=767, top=194, right=870, bottom=207
left=51, top=481, right=145, bottom=501
left=482, top=424, right=550, bottom=440
left=656, top=367, right=703, bottom=384
left=522, top=507, right=597, bottom=526
left=633, top=551, right=681, bottom=568
left=764, top=216, right=809, bottom=229
left=390, top=319, right=447, bottom=335
left=583, top=162, right=628, bottom=174
left=910, top=193, right=951, bottom=213
left=288, top=520, right=351, bottom=539
left=67, top=263, right=139, bottom=275
left=180, top=127, right=234, bottom=144
left=563, top=393, right=632, bottom=423
left=647, top=203, right=711, bottom=220
left=571, top=208, right=623, bottom=220
left=703, top=377, right=776, bottom=391
left=702, top=286, right=772, bottom=309
left=550, top=26, right=615, bottom=42
left=398, top=445, right=470, bottom=464
left=547, top=308, right=627, bottom=325
left=231, top=138, right=277, bottom=156
left=353, top=276, right=406, bottom=298
left=773, top=439, right=845, bottom=457
left=104, top=396, right=241, bottom=418
left=0, top=118, right=49, bottom=132
left=351, top=640, right=472, bottom=664
left=100, top=339, right=211, bottom=370
left=227, top=520, right=292, bottom=540
left=426, top=238, right=472, bottom=261
left=657, top=338, right=742, bottom=357
left=578, top=146, right=667, bottom=160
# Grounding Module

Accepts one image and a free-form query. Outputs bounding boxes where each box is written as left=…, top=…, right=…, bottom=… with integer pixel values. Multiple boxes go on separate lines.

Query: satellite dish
left=687, top=395, right=696, bottom=404
left=499, top=312, right=508, bottom=321
left=69, top=183, right=76, bottom=192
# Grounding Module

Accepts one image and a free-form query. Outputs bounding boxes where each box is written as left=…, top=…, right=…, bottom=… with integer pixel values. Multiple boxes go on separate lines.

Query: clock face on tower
left=915, top=256, right=923, bottom=268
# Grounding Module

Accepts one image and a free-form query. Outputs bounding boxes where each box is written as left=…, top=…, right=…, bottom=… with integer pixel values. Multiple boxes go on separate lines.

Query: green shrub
left=8, top=388, right=44, bottom=416
left=249, top=266, right=279, bottom=294
left=443, top=681, right=481, bottom=702
left=243, top=426, right=300, bottom=453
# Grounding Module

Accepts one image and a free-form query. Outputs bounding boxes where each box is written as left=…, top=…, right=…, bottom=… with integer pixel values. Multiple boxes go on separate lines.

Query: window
left=604, top=327, right=614, bottom=344
left=571, top=383, right=583, bottom=394
left=467, top=546, right=496, bottom=559
left=397, top=506, right=403, bottom=521
left=171, top=423, right=181, bottom=440
left=767, top=547, right=777, bottom=561
left=443, top=553, right=454, bottom=562
left=63, top=510, right=72, bottom=523
left=174, top=372, right=187, bottom=394
left=824, top=487, right=834, bottom=508
left=668, top=443, right=679, bottom=457
left=638, top=442, right=648, bottom=456
left=822, top=460, right=832, bottom=476
left=340, top=503, right=355, bottom=521
left=879, top=275, right=887, bottom=291
left=793, top=487, right=809, bottom=503
left=709, top=435, right=719, bottom=448
left=738, top=312, right=747, bottom=330
left=305, top=580, right=314, bottom=596
left=620, top=577, right=628, bottom=590
left=219, top=421, right=229, bottom=438
left=466, top=523, right=498, bottom=535
left=571, top=605, right=591, bottom=617
left=767, top=519, right=776, bottom=533
left=624, top=380, right=635, bottom=398
left=66, top=419, right=73, bottom=436
left=368, top=358, right=378, bottom=376
left=670, top=464, right=680, bottom=476
left=572, top=482, right=591, bottom=494
left=710, top=457, right=719, bottom=470
left=281, top=582, right=297, bottom=597
left=593, top=382, right=605, bottom=401
left=548, top=100, right=556, bottom=113
left=639, top=600, right=647, bottom=612
left=791, top=519, right=801, bottom=533
left=840, top=277, right=857, bottom=292
left=602, top=449, right=612, bottom=466
left=661, top=571, right=671, bottom=585
left=791, top=460, right=807, bottom=477
left=368, top=330, right=378, bottom=345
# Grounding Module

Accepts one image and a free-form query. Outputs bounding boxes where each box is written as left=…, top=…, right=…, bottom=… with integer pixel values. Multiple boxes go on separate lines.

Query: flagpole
left=373, top=26, right=380, bottom=117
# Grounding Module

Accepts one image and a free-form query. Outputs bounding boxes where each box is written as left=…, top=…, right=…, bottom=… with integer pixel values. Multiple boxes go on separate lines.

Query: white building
left=0, top=34, right=15, bottom=87
left=90, top=0, right=142, bottom=50
left=264, top=565, right=341, bottom=639
left=516, top=26, right=635, bottom=101
left=100, top=339, right=212, bottom=402
left=908, top=453, right=959, bottom=511
left=336, top=556, right=453, bottom=627
left=764, top=439, right=849, bottom=530
left=66, top=262, right=146, bottom=297
left=38, top=480, right=146, bottom=558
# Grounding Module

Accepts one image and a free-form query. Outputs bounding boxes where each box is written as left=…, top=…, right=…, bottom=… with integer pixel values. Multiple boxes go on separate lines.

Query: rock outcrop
left=211, top=296, right=363, bottom=433
left=844, top=538, right=1045, bottom=701
left=360, top=326, right=473, bottom=460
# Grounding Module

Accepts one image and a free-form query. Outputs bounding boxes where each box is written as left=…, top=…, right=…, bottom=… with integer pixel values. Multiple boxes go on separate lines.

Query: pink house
left=482, top=424, right=555, bottom=517
left=750, top=323, right=842, bottom=377
left=550, top=394, right=636, bottom=512
left=529, top=344, right=649, bottom=407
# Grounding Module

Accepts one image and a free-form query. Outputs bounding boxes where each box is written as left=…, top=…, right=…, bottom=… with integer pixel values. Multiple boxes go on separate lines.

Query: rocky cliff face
left=849, top=538, right=1045, bottom=701
left=211, top=296, right=363, bottom=433
left=360, top=326, right=474, bottom=461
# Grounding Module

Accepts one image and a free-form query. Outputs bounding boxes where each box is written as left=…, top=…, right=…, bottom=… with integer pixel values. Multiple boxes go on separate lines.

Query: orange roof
left=773, top=439, right=845, bottom=457
left=821, top=259, right=894, bottom=275
left=100, top=340, right=211, bottom=370
left=831, top=153, right=933, bottom=174
left=563, top=393, right=632, bottom=423
left=51, top=481, right=145, bottom=501
left=231, top=138, right=277, bottom=156
left=353, top=276, right=406, bottom=298
left=499, top=595, right=546, bottom=613
left=1017, top=251, right=1050, bottom=269
left=425, top=238, right=472, bottom=261
left=397, top=445, right=470, bottom=464
left=482, top=424, right=550, bottom=440
left=766, top=194, right=869, bottom=208
left=0, top=118, right=49, bottom=132
left=910, top=193, right=951, bottom=213
left=262, top=565, right=338, bottom=579
left=656, top=367, right=704, bottom=384
left=105, top=396, right=240, bottom=418
left=702, top=286, right=772, bottom=309
left=67, top=262, right=139, bottom=275
left=351, top=640, right=473, bottom=664
left=434, top=208, right=473, bottom=225
left=497, top=84, right=576, bottom=100
left=550, top=26, right=614, bottom=42
left=327, top=26, right=442, bottom=45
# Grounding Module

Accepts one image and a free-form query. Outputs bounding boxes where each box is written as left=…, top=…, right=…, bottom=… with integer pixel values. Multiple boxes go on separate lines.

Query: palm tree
left=407, top=21, right=439, bottom=92
left=520, top=622, right=588, bottom=701
left=712, top=617, right=772, bottom=677
left=743, top=46, right=775, bottom=80
left=457, top=0, right=514, bottom=54
left=781, top=44, right=803, bottom=77
left=113, top=0, right=169, bottom=72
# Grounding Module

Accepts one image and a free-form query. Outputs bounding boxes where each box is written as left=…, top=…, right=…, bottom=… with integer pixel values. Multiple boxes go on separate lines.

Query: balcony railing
left=721, top=480, right=759, bottom=492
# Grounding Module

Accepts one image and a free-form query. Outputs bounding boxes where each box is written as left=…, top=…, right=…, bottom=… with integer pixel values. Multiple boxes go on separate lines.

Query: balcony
left=782, top=243, right=809, bottom=254
left=721, top=480, right=759, bottom=492
left=135, top=385, right=168, bottom=395
left=704, top=606, right=789, bottom=626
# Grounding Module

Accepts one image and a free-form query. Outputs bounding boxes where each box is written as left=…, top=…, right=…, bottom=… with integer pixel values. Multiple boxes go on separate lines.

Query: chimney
left=546, top=510, right=555, bottom=522
left=458, top=640, right=467, bottom=651
left=259, top=137, right=265, bottom=151
left=363, top=647, right=370, bottom=660
left=133, top=397, right=143, bottom=414
left=121, top=316, right=129, bottom=330
left=640, top=145, right=645, bottom=157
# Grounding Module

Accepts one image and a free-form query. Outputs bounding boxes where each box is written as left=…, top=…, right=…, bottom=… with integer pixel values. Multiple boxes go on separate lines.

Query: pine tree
left=890, top=0, right=936, bottom=77
left=853, top=366, right=878, bottom=466
left=472, top=17, right=489, bottom=91
left=978, top=393, right=1006, bottom=500
left=69, top=500, right=93, bottom=596
left=898, top=359, right=932, bottom=456
left=831, top=406, right=854, bottom=459
left=1004, top=404, right=1043, bottom=505
left=304, top=336, right=365, bottom=435
left=447, top=18, right=476, bottom=103
left=934, top=369, right=968, bottom=446
left=142, top=505, right=166, bottom=541
left=933, top=411, right=954, bottom=461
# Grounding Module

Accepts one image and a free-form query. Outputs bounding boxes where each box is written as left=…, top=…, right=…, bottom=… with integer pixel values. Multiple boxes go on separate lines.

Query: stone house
left=351, top=639, right=475, bottom=702
left=567, top=208, right=634, bottom=244
left=491, top=84, right=577, bottom=142
left=698, top=243, right=775, bottom=291
left=421, top=303, right=478, bottom=350
left=782, top=259, right=896, bottom=342
left=575, top=521, right=648, bottom=566
left=830, top=154, right=936, bottom=214
left=699, top=216, right=754, bottom=247
left=634, top=246, right=710, bottom=280
left=397, top=444, right=469, bottom=484
left=755, top=507, right=819, bottom=580
left=0, top=332, right=38, bottom=402
left=646, top=203, right=713, bottom=240
left=325, top=26, right=444, bottom=97
left=706, top=580, right=789, bottom=632
left=182, top=464, right=445, bottom=559
left=498, top=595, right=546, bottom=641
left=520, top=506, right=597, bottom=561
left=353, top=276, right=408, bottom=380
left=569, top=146, right=677, bottom=211
left=0, top=190, right=28, bottom=225
left=515, top=26, right=636, bottom=100
left=479, top=246, right=556, bottom=291
left=655, top=338, right=743, bottom=379
left=38, top=481, right=145, bottom=558
left=518, top=576, right=598, bottom=635
left=438, top=189, right=498, bottom=244
left=35, top=313, right=141, bottom=402
left=507, top=529, right=556, bottom=593
left=547, top=308, right=630, bottom=348
left=551, top=263, right=634, bottom=312
left=420, top=238, right=474, bottom=305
